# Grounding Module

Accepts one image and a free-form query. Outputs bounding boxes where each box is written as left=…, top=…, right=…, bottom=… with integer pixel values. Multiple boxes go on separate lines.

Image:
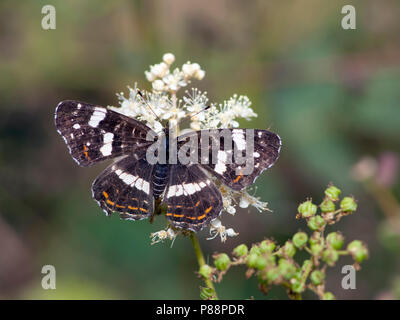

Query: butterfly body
left=55, top=100, right=281, bottom=232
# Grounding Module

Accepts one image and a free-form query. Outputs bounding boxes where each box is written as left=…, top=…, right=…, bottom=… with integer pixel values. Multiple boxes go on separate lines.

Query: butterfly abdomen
left=152, top=163, right=169, bottom=199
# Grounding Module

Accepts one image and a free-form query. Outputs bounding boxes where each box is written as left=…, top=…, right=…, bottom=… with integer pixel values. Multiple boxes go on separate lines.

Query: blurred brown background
left=0, top=0, right=399, bottom=299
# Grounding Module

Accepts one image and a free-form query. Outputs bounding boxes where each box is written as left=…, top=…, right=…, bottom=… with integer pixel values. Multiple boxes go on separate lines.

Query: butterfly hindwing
left=177, top=129, right=281, bottom=191
left=55, top=100, right=156, bottom=166
left=163, top=164, right=222, bottom=232
left=91, top=155, right=154, bottom=220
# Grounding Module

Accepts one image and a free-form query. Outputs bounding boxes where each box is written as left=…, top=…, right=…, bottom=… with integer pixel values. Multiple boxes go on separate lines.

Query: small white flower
left=152, top=79, right=165, bottom=91
left=163, top=53, right=175, bottom=65
left=207, top=218, right=238, bottom=242
left=239, top=197, right=250, bottom=208
left=163, top=69, right=187, bottom=92
left=150, top=227, right=177, bottom=245
left=227, top=206, right=236, bottom=215
left=182, top=62, right=200, bottom=77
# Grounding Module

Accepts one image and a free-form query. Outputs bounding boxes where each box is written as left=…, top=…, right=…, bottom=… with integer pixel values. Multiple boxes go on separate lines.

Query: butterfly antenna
left=136, top=90, right=162, bottom=122
left=189, top=105, right=211, bottom=120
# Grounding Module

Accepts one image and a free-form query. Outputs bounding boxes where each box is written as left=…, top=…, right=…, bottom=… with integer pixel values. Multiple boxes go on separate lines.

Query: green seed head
left=347, top=240, right=369, bottom=263
left=322, top=249, right=339, bottom=266
left=266, top=268, right=280, bottom=282
left=310, top=270, right=325, bottom=285
left=283, top=241, right=296, bottom=257
left=246, top=253, right=259, bottom=268
left=326, top=232, right=344, bottom=250
left=199, top=264, right=213, bottom=279
left=259, top=240, right=276, bottom=253
left=340, top=196, right=358, bottom=212
left=200, top=287, right=215, bottom=300
left=310, top=243, right=324, bottom=256
left=293, top=232, right=308, bottom=248
left=325, top=185, right=341, bottom=201
left=278, top=259, right=297, bottom=280
left=298, top=200, right=318, bottom=218
left=309, top=232, right=324, bottom=246
left=323, top=292, right=335, bottom=300
left=255, top=256, right=268, bottom=270
left=291, top=280, right=305, bottom=293
left=320, top=199, right=336, bottom=213
left=307, top=216, right=326, bottom=231
left=214, top=253, right=231, bottom=271
left=233, top=244, right=248, bottom=257
left=250, top=245, right=262, bottom=256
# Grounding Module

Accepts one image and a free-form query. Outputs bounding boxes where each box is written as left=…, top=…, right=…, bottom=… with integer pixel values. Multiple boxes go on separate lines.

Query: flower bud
left=145, top=70, right=156, bottom=82
left=298, top=200, right=317, bottom=218
left=320, top=199, right=335, bottom=213
left=195, top=69, right=205, bottom=80
left=307, top=216, right=326, bottom=231
left=340, top=196, right=358, bottom=212
left=292, top=232, right=308, bottom=248
left=347, top=240, right=368, bottom=263
left=199, top=264, right=213, bottom=279
left=162, top=53, right=175, bottom=65
left=233, top=244, right=248, bottom=257
left=214, top=253, right=231, bottom=271
left=326, top=232, right=344, bottom=250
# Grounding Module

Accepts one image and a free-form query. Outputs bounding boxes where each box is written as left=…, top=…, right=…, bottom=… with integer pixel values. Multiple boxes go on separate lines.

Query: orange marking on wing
left=83, top=145, right=90, bottom=160
left=233, top=175, right=243, bottom=183
left=194, top=201, right=200, bottom=207
left=166, top=213, right=184, bottom=218
left=128, top=206, right=138, bottom=210
left=106, top=199, right=115, bottom=206
left=197, top=213, right=207, bottom=220
left=205, top=206, right=213, bottom=214
left=139, top=208, right=148, bottom=213
left=115, top=204, right=126, bottom=209
left=102, top=191, right=109, bottom=199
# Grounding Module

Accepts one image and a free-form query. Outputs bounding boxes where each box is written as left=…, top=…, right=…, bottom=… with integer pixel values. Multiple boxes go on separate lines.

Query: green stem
left=189, top=232, right=219, bottom=299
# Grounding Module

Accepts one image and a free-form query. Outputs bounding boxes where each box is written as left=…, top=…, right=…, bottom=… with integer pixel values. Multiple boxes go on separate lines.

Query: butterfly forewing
left=177, top=129, right=281, bottom=191
left=55, top=100, right=155, bottom=166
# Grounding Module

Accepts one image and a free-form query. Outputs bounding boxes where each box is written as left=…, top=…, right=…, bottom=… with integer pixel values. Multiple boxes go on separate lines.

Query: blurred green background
left=1, top=0, right=399, bottom=299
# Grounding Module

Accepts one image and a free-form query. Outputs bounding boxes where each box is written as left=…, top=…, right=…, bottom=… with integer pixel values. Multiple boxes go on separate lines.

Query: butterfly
left=55, top=100, right=281, bottom=232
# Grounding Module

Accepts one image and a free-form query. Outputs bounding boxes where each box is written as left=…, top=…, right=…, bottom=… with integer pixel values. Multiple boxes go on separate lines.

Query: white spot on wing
left=88, top=107, right=106, bottom=127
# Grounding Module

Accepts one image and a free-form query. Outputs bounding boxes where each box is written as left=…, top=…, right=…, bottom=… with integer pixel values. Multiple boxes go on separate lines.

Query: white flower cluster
left=109, top=53, right=271, bottom=243
left=145, top=53, right=205, bottom=93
